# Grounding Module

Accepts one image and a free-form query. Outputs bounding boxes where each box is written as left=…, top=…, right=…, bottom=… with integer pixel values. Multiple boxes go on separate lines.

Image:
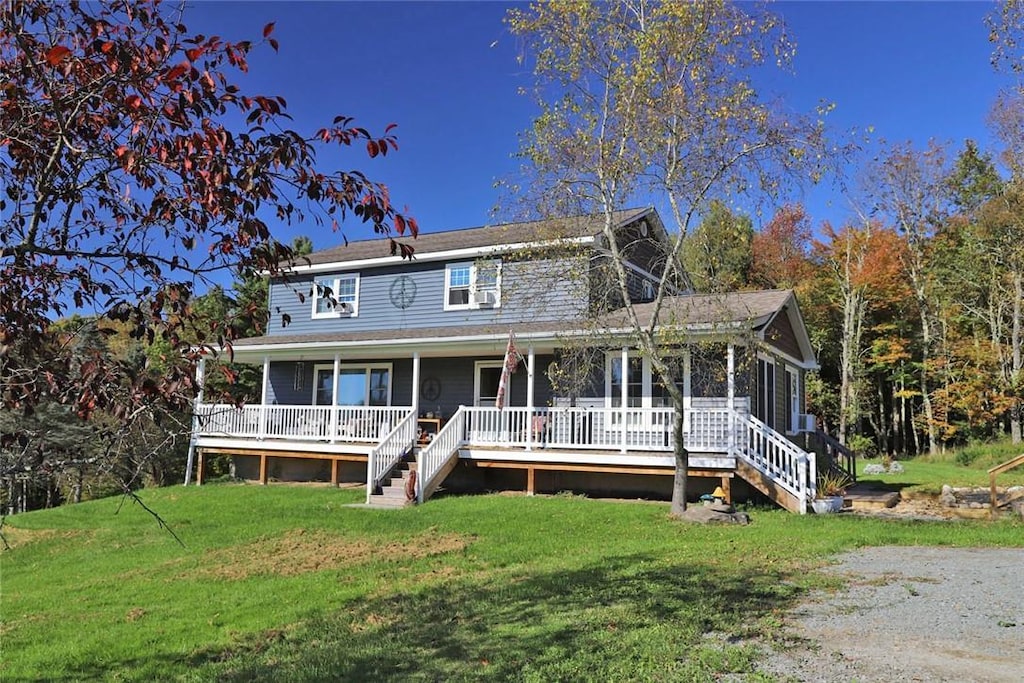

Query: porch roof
left=228, top=289, right=802, bottom=362
left=606, top=289, right=793, bottom=330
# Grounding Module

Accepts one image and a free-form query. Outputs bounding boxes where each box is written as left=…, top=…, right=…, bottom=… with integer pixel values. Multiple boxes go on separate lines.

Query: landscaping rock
left=939, top=484, right=957, bottom=507
left=678, top=502, right=751, bottom=525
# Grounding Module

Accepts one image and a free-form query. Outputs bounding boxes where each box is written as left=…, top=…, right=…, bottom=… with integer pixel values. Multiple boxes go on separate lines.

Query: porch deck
left=193, top=399, right=748, bottom=456
left=193, top=399, right=814, bottom=513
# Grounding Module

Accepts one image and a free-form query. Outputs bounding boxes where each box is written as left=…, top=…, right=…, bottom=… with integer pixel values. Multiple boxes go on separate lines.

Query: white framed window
left=785, top=365, right=800, bottom=434
left=756, top=354, right=776, bottom=429
left=313, top=363, right=392, bottom=406
left=444, top=260, right=501, bottom=310
left=312, top=274, right=360, bottom=318
left=605, top=353, right=682, bottom=409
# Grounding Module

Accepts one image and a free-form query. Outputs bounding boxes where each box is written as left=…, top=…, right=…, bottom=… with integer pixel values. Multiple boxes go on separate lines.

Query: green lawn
left=858, top=440, right=1024, bottom=494
left=3, top=484, right=1022, bottom=682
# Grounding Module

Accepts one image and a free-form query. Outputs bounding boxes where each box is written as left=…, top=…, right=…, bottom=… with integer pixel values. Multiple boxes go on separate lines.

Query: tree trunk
left=1012, top=271, right=1022, bottom=443
left=670, top=410, right=688, bottom=516
left=917, top=300, right=939, bottom=456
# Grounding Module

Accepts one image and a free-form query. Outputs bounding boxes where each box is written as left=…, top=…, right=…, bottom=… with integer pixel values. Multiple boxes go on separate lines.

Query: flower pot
left=812, top=496, right=844, bottom=514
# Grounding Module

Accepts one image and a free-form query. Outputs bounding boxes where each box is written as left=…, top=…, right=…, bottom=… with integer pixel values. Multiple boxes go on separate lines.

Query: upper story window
left=312, top=274, right=359, bottom=318
left=445, top=259, right=501, bottom=310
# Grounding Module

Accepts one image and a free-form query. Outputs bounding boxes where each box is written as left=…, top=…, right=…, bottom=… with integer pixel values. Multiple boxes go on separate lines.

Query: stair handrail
left=417, top=406, right=467, bottom=504
left=813, top=429, right=857, bottom=482
left=366, top=410, right=418, bottom=504
left=988, top=452, right=1024, bottom=517
left=739, top=414, right=815, bottom=512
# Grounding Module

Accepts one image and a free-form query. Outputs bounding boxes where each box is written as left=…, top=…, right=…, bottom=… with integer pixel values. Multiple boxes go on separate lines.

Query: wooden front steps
left=735, top=459, right=803, bottom=514
left=843, top=484, right=900, bottom=511
left=368, top=452, right=418, bottom=508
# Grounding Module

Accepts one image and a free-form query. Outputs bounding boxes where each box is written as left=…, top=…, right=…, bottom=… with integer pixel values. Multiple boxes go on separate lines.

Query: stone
left=940, top=484, right=957, bottom=507
left=887, top=461, right=905, bottom=473
left=678, top=505, right=751, bottom=525
left=864, top=463, right=886, bottom=475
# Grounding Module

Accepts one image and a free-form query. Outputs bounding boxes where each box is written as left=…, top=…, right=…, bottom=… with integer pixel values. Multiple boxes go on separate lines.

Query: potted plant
left=812, top=469, right=851, bottom=514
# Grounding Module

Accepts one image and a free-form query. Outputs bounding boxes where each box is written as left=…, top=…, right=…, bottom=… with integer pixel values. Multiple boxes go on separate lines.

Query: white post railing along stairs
left=366, top=410, right=418, bottom=504
left=417, top=407, right=469, bottom=504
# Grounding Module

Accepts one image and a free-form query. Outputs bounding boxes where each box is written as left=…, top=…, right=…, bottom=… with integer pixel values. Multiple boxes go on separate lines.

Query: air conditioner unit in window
left=799, top=413, right=817, bottom=433
left=472, top=290, right=496, bottom=307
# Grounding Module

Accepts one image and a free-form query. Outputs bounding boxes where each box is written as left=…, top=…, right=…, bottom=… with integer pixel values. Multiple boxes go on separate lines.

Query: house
left=189, top=207, right=843, bottom=513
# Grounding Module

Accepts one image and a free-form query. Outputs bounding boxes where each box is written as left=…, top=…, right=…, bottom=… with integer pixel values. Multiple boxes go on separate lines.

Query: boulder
left=677, top=503, right=751, bottom=525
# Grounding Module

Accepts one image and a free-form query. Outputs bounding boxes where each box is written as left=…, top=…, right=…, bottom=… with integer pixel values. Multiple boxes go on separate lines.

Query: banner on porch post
left=496, top=330, right=519, bottom=410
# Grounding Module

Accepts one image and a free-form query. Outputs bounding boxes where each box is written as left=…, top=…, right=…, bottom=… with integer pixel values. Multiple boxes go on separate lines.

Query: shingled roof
left=301, top=207, right=652, bottom=266
left=605, top=290, right=794, bottom=329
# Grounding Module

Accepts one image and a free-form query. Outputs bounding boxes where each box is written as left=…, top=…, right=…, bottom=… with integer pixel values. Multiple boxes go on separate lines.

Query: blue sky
left=188, top=1, right=1016, bottom=247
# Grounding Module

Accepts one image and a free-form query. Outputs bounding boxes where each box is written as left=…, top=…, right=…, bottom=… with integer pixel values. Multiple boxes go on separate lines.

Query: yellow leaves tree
left=507, top=0, right=832, bottom=514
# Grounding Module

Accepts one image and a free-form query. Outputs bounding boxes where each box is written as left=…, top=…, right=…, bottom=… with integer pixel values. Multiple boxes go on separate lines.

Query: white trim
left=458, top=448, right=734, bottom=470
left=195, top=436, right=375, bottom=457
left=311, top=273, right=360, bottom=318
left=229, top=322, right=752, bottom=359
left=312, top=362, right=393, bottom=406
left=444, top=262, right=472, bottom=311
left=474, top=360, right=504, bottom=407
left=284, top=235, right=596, bottom=275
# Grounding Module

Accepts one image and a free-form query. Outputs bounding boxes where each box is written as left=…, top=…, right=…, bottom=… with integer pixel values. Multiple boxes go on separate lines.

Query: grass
left=2, top=484, right=1022, bottom=682
left=857, top=439, right=1024, bottom=495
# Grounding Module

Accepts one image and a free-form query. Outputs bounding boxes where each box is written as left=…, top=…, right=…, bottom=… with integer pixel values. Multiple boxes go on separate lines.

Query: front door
left=475, top=361, right=504, bottom=407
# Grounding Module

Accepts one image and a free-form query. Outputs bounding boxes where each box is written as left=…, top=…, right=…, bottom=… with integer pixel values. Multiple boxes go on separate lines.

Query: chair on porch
left=529, top=415, right=548, bottom=446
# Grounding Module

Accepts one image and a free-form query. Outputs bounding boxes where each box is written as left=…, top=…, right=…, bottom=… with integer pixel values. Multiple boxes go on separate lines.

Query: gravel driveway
left=756, top=546, right=1024, bottom=683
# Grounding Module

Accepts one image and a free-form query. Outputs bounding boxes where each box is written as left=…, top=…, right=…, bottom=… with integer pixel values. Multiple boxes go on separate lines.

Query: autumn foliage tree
left=1, top=0, right=415, bottom=510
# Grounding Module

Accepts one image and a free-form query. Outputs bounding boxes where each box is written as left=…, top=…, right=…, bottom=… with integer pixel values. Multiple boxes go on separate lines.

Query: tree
left=866, top=141, right=950, bottom=455
left=1, top=0, right=415, bottom=511
left=813, top=222, right=909, bottom=447
left=507, top=0, right=830, bottom=515
left=750, top=203, right=815, bottom=291
left=681, top=200, right=753, bottom=293
left=988, top=0, right=1024, bottom=86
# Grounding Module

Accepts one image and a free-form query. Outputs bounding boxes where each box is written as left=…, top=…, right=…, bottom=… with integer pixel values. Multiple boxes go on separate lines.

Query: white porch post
left=526, top=346, right=535, bottom=451
left=682, top=349, right=692, bottom=440
left=329, top=353, right=341, bottom=443
left=620, top=347, right=628, bottom=454
left=258, top=355, right=270, bottom=439
left=184, top=357, right=206, bottom=486
left=727, top=344, right=736, bottom=455
left=411, top=352, right=421, bottom=416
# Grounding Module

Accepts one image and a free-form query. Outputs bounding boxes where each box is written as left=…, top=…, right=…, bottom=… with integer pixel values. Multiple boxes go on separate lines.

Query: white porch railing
left=417, top=406, right=469, bottom=503
left=738, top=415, right=815, bottom=513
left=195, top=404, right=411, bottom=443
left=366, top=411, right=419, bottom=503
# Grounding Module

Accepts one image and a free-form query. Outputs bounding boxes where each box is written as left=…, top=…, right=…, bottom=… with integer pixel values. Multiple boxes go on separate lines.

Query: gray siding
left=266, top=257, right=587, bottom=337
left=765, top=308, right=802, bottom=360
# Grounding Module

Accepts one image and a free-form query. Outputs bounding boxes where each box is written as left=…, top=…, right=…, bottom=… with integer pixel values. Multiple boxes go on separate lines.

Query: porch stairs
left=367, top=451, right=418, bottom=508
left=733, top=415, right=815, bottom=514
left=735, top=459, right=804, bottom=514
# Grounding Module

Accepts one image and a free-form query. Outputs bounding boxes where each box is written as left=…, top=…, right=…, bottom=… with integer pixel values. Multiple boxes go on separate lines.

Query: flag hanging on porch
left=496, top=330, right=519, bottom=410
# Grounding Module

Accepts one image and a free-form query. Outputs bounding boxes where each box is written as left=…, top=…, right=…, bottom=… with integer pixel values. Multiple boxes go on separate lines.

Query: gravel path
left=756, top=546, right=1024, bottom=683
